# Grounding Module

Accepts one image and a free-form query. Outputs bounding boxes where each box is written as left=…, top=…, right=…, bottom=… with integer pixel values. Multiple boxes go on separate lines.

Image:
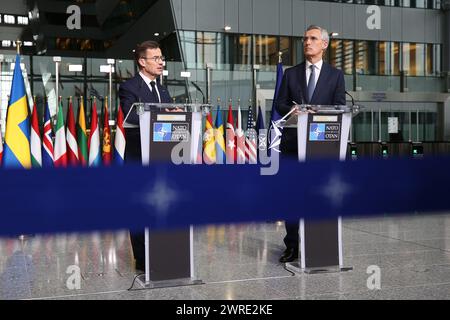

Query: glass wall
left=0, top=30, right=445, bottom=140
left=402, top=43, right=426, bottom=76
left=0, top=53, right=136, bottom=135
left=179, top=31, right=442, bottom=80
left=351, top=106, right=438, bottom=143
left=355, top=41, right=377, bottom=75
left=378, top=42, right=400, bottom=76
left=253, top=35, right=278, bottom=69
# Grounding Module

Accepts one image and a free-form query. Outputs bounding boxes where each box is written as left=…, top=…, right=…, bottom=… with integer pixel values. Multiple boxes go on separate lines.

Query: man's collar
left=306, top=59, right=323, bottom=70
left=139, top=72, right=156, bottom=85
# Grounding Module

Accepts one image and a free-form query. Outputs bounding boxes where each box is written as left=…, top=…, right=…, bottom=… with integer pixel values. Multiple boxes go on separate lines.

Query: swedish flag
left=2, top=54, right=31, bottom=168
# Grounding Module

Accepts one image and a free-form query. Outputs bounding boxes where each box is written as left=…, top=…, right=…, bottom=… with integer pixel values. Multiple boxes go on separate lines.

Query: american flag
left=235, top=106, right=246, bottom=164
left=42, top=102, right=54, bottom=166
left=245, top=106, right=257, bottom=164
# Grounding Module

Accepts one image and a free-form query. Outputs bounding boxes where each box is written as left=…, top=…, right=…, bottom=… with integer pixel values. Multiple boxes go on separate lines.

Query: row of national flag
left=202, top=103, right=266, bottom=164
left=0, top=54, right=285, bottom=168
left=201, top=58, right=284, bottom=164
left=0, top=54, right=126, bottom=168
left=28, top=96, right=125, bottom=168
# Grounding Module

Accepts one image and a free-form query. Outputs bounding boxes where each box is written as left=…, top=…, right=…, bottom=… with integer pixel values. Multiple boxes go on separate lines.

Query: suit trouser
left=125, top=128, right=145, bottom=266
left=280, top=133, right=300, bottom=250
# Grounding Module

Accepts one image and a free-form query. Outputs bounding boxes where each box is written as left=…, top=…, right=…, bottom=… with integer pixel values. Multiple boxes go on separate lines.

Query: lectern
left=284, top=104, right=359, bottom=274
left=127, top=102, right=210, bottom=288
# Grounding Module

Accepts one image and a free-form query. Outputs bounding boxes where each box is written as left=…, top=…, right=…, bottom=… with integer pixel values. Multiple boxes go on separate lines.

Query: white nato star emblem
left=141, top=179, right=178, bottom=218
left=157, top=127, right=168, bottom=139
left=318, top=173, right=352, bottom=208
left=268, top=121, right=282, bottom=152
left=313, top=126, right=321, bottom=138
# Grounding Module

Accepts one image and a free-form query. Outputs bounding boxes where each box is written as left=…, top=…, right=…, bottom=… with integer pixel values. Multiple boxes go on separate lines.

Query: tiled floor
left=1, top=213, right=450, bottom=299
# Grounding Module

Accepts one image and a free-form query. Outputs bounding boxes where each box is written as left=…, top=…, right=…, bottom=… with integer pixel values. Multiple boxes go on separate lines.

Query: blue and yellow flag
left=214, top=106, right=226, bottom=164
left=2, top=54, right=31, bottom=168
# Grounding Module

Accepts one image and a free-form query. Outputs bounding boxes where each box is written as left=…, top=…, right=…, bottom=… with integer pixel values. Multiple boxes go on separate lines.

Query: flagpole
left=56, top=64, right=59, bottom=110
left=16, top=40, right=32, bottom=241
left=248, top=99, right=252, bottom=125
left=16, top=40, right=21, bottom=54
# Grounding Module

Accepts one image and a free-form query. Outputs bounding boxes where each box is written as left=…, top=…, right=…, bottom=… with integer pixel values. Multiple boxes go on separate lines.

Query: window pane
left=238, top=35, right=252, bottom=65
left=253, top=35, right=277, bottom=67
left=426, top=43, right=433, bottom=76
left=410, top=0, right=426, bottom=7
left=355, top=41, right=376, bottom=75
left=329, top=39, right=343, bottom=71
left=197, top=32, right=223, bottom=67
left=223, top=33, right=239, bottom=66
left=391, top=42, right=400, bottom=75
left=402, top=43, right=410, bottom=74
left=279, top=37, right=292, bottom=66
left=404, top=43, right=425, bottom=76
left=179, top=31, right=196, bottom=68
left=378, top=42, right=389, bottom=75
left=293, top=38, right=304, bottom=65
left=343, top=40, right=354, bottom=75
left=426, top=44, right=441, bottom=76
left=378, top=42, right=400, bottom=75
left=434, top=44, right=441, bottom=76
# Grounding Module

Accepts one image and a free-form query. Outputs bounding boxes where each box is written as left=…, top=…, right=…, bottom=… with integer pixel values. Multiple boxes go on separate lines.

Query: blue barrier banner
left=0, top=157, right=449, bottom=236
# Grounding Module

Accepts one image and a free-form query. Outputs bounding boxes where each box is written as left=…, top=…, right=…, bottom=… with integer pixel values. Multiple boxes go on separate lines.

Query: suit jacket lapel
left=298, top=63, right=308, bottom=105
left=310, top=62, right=330, bottom=104
left=136, top=76, right=156, bottom=102
left=157, top=82, right=169, bottom=103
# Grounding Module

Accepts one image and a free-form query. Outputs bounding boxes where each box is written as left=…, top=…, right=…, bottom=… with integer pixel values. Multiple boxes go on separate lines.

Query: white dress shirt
left=305, top=59, right=323, bottom=89
left=139, top=72, right=161, bottom=102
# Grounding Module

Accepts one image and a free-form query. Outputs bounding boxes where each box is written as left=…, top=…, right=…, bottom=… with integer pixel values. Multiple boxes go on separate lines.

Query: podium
left=127, top=102, right=210, bottom=288
left=284, top=104, right=359, bottom=274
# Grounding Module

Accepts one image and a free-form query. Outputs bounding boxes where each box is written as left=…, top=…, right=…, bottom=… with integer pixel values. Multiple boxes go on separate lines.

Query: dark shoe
left=279, top=247, right=299, bottom=263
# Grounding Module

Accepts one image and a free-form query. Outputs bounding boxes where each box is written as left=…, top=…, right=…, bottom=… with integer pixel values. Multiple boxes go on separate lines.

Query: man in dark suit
left=119, top=40, right=172, bottom=272
left=276, top=25, right=346, bottom=263
left=119, top=40, right=172, bottom=163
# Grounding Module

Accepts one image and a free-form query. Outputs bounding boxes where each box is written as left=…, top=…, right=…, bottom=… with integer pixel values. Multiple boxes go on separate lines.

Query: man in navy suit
left=119, top=40, right=172, bottom=162
left=119, top=41, right=172, bottom=272
left=276, top=25, right=346, bottom=263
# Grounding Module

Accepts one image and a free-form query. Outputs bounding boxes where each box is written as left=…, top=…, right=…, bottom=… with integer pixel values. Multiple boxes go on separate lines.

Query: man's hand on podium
left=165, top=107, right=185, bottom=112
left=291, top=105, right=315, bottom=115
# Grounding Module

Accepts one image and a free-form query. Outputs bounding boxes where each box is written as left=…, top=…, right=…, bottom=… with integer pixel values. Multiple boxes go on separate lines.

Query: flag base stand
left=285, top=261, right=353, bottom=274
left=18, top=234, right=34, bottom=241
left=135, top=275, right=203, bottom=289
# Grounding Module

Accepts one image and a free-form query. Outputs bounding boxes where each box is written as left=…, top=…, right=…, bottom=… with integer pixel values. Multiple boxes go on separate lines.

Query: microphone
left=345, top=91, right=355, bottom=106
left=190, top=81, right=205, bottom=104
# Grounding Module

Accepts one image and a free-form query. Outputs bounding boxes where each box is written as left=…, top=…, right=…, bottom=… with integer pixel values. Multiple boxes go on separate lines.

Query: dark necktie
left=149, top=81, right=160, bottom=102
left=307, top=64, right=316, bottom=103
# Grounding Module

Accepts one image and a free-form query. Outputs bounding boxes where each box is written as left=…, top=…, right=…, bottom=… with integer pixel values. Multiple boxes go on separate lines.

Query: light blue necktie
left=307, top=64, right=316, bottom=103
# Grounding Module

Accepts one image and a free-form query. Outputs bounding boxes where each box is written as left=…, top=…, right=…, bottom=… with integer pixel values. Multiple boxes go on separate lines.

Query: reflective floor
left=1, top=213, right=450, bottom=299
